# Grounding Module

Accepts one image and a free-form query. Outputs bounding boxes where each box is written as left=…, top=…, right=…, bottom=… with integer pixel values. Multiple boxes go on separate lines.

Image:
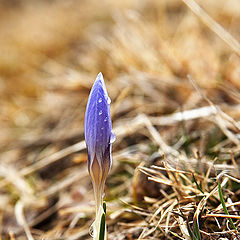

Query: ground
left=0, top=0, right=240, bottom=239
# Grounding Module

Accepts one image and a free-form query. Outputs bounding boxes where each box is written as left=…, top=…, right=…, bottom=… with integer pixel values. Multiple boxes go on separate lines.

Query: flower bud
left=84, top=73, right=115, bottom=239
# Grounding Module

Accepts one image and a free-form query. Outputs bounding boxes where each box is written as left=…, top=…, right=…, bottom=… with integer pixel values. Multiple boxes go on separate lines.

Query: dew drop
left=107, top=97, right=111, bottom=104
left=89, top=223, right=95, bottom=237
left=98, top=98, right=102, bottom=103
left=99, top=110, right=103, bottom=115
left=101, top=127, right=104, bottom=130
left=104, top=117, right=108, bottom=122
left=110, top=132, right=116, bottom=143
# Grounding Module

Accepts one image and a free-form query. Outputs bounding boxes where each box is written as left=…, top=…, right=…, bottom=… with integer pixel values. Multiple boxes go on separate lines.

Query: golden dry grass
left=0, top=0, right=240, bottom=239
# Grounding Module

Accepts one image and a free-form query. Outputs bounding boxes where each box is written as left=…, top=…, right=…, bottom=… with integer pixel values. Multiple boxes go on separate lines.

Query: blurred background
left=0, top=0, right=240, bottom=239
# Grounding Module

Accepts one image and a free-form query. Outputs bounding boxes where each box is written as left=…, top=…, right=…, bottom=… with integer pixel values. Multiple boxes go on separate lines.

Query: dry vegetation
left=1, top=0, right=240, bottom=239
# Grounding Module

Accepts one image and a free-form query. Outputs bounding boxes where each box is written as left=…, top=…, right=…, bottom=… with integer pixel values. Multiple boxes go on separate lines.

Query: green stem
left=218, top=181, right=236, bottom=230
left=99, top=211, right=106, bottom=240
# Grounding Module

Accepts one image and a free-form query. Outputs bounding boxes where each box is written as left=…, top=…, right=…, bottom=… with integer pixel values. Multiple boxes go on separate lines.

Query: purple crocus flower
left=85, top=73, right=115, bottom=239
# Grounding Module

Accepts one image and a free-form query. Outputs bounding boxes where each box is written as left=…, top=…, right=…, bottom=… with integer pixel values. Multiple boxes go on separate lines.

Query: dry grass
left=0, top=0, right=240, bottom=239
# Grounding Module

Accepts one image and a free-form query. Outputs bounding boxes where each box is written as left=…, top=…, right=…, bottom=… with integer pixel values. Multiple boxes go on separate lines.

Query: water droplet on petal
left=104, top=117, right=107, bottom=122
left=99, top=110, right=102, bottom=115
left=98, top=98, right=102, bottom=103
left=89, top=222, right=95, bottom=237
left=107, top=97, right=111, bottom=104
left=110, top=132, right=116, bottom=143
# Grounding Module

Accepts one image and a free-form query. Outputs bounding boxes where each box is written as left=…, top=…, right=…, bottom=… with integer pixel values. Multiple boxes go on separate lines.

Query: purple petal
left=84, top=73, right=114, bottom=178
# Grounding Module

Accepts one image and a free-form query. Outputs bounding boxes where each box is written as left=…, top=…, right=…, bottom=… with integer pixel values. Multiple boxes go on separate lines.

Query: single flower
left=85, top=72, right=115, bottom=240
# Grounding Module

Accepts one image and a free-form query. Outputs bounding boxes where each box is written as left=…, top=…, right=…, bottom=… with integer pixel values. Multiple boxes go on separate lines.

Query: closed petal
left=85, top=73, right=114, bottom=178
